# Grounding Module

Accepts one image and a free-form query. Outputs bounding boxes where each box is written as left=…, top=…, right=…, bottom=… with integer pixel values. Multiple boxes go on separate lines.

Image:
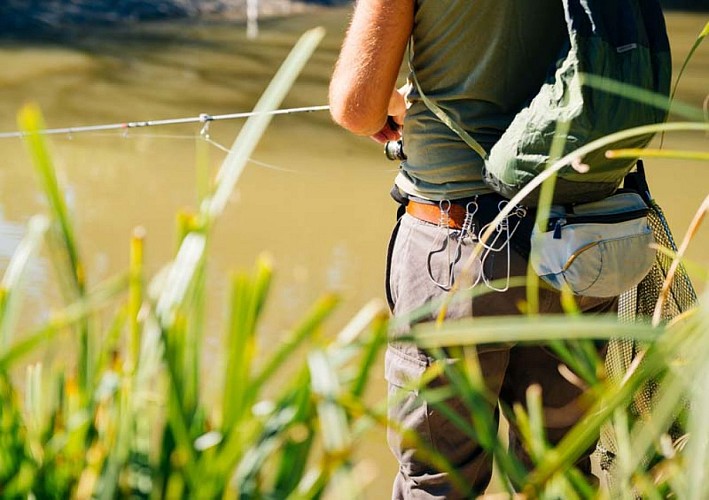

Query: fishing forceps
left=477, top=201, right=528, bottom=292
left=426, top=199, right=480, bottom=291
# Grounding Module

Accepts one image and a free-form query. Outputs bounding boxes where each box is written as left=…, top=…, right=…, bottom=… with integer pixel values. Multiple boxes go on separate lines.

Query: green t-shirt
left=396, top=0, right=567, bottom=200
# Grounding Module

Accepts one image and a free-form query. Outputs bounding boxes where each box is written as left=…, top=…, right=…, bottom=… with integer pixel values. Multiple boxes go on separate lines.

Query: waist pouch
left=530, top=191, right=656, bottom=297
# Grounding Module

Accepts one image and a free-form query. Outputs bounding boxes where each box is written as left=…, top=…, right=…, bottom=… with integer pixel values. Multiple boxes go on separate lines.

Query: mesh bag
left=596, top=195, right=697, bottom=473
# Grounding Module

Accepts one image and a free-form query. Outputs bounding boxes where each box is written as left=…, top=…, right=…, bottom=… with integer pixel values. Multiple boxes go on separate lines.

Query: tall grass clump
left=0, top=27, right=391, bottom=499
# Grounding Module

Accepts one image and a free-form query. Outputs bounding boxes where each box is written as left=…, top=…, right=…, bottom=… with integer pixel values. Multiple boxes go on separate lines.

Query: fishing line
left=77, top=131, right=301, bottom=173
left=4, top=106, right=331, bottom=173
left=202, top=136, right=298, bottom=173
left=45, top=127, right=303, bottom=174
left=0, top=105, right=331, bottom=139
left=1, top=103, right=398, bottom=175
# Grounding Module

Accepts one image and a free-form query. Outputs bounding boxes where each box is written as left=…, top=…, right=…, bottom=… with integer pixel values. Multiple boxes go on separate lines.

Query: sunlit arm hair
left=328, top=0, right=413, bottom=136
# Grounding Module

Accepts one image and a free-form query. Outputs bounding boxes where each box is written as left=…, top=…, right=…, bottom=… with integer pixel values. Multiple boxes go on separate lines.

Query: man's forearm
left=328, top=0, right=413, bottom=137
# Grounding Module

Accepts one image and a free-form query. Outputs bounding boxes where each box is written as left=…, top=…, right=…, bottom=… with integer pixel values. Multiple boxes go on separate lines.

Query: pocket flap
left=385, top=347, right=426, bottom=392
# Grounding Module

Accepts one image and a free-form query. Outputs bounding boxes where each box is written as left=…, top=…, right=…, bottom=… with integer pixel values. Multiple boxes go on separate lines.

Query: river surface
left=0, top=7, right=707, bottom=497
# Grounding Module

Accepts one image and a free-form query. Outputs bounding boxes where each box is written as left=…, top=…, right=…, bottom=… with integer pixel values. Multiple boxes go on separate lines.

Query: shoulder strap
left=408, top=49, right=489, bottom=161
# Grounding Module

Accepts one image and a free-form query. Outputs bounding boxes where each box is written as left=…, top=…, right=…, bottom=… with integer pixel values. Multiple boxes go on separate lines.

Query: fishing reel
left=383, top=115, right=406, bottom=161
left=384, top=139, right=406, bottom=161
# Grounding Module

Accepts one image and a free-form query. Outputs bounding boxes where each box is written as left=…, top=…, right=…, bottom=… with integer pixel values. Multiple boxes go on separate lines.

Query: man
left=329, top=1, right=616, bottom=498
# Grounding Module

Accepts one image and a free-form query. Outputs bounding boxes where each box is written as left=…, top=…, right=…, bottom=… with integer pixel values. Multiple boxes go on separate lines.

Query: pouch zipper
left=548, top=208, right=649, bottom=240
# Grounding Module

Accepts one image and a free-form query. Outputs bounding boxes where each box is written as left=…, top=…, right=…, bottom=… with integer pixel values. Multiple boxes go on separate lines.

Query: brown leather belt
left=399, top=193, right=535, bottom=258
left=405, top=199, right=470, bottom=230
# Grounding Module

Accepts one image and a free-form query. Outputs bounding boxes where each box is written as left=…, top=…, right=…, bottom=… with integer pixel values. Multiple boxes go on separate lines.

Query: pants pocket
left=385, top=217, right=403, bottom=312
left=385, top=346, right=431, bottom=477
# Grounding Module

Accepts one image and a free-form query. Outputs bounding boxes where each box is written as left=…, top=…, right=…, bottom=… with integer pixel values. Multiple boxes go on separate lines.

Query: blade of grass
left=172, top=211, right=207, bottom=421
left=526, top=385, right=547, bottom=462
left=223, top=272, right=252, bottom=426
left=348, top=313, right=388, bottom=399
left=519, top=387, right=595, bottom=499
left=185, top=251, right=207, bottom=420
left=211, top=293, right=338, bottom=482
left=95, top=376, right=135, bottom=500
left=93, top=307, right=127, bottom=386
left=607, top=409, right=634, bottom=500
left=17, top=104, right=85, bottom=297
left=233, top=406, right=298, bottom=497
left=526, top=119, right=570, bottom=316
left=154, top=233, right=206, bottom=331
left=18, top=103, right=93, bottom=396
left=308, top=350, right=352, bottom=456
left=390, top=276, right=527, bottom=332
left=653, top=194, right=708, bottom=326
left=0, top=273, right=128, bottom=369
left=625, top=308, right=709, bottom=488
left=131, top=311, right=163, bottom=498
left=203, top=27, right=326, bottom=222
left=272, top=369, right=317, bottom=497
left=225, top=365, right=314, bottom=497
left=661, top=20, right=709, bottom=148
left=333, top=298, right=388, bottom=348
left=128, top=227, right=145, bottom=371
left=21, top=113, right=84, bottom=396
left=606, top=148, right=709, bottom=161
left=670, top=21, right=709, bottom=106
left=249, top=293, right=339, bottom=396
left=683, top=332, right=709, bottom=500
left=25, top=363, right=43, bottom=441
left=223, top=255, right=272, bottom=430
left=0, top=371, right=32, bottom=493
left=273, top=430, right=317, bottom=497
left=652, top=244, right=709, bottom=283
left=325, top=298, right=388, bottom=399
left=579, top=74, right=701, bottom=122
left=0, top=215, right=49, bottom=351
left=412, top=315, right=660, bottom=348
left=164, top=379, right=198, bottom=488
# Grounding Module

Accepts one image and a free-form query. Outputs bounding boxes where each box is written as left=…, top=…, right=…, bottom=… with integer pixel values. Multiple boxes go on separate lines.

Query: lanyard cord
left=407, top=43, right=488, bottom=161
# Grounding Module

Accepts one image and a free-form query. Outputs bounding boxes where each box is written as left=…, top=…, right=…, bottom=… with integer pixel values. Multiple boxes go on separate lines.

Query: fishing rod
left=0, top=105, right=331, bottom=139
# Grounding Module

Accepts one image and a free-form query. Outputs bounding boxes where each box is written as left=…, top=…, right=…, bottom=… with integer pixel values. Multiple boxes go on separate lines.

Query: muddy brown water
left=0, top=7, right=706, bottom=497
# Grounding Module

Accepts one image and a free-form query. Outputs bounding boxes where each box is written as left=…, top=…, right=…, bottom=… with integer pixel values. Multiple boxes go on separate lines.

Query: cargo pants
left=385, top=210, right=617, bottom=499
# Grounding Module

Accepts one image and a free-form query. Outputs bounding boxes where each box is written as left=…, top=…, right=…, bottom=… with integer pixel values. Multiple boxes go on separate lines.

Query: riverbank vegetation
left=1, top=19, right=708, bottom=499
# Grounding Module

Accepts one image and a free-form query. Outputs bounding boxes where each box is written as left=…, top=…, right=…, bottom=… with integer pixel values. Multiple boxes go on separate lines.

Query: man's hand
left=370, top=117, right=400, bottom=144
left=370, top=86, right=408, bottom=144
